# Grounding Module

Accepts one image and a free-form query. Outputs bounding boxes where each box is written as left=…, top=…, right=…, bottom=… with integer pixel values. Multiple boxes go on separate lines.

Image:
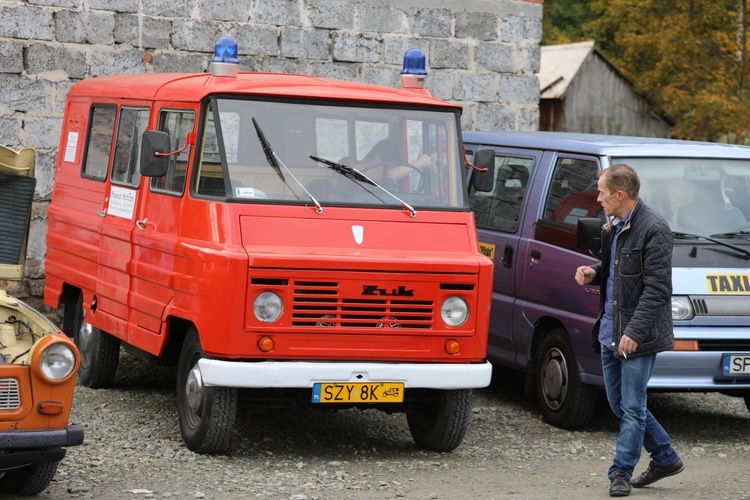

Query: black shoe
left=609, top=472, right=632, bottom=497
left=630, top=459, right=684, bottom=488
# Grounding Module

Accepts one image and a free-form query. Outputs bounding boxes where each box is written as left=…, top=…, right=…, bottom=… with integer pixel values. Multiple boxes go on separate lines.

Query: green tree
left=584, top=0, right=750, bottom=142
left=542, top=0, right=598, bottom=45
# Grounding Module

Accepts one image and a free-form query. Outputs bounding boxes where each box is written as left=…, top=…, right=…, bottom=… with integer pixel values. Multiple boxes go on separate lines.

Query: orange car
left=0, top=145, right=83, bottom=496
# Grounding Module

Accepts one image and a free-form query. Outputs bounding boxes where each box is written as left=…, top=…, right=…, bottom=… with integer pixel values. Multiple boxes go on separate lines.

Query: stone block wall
left=0, top=0, right=542, bottom=308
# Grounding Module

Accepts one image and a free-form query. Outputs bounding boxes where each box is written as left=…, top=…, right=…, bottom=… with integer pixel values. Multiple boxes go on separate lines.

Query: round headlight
left=40, top=343, right=76, bottom=381
left=671, top=296, right=694, bottom=321
left=254, top=291, right=284, bottom=323
left=441, top=296, right=469, bottom=327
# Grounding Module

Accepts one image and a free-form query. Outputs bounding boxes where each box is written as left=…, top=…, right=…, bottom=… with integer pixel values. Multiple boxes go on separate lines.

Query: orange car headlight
left=31, top=337, right=78, bottom=383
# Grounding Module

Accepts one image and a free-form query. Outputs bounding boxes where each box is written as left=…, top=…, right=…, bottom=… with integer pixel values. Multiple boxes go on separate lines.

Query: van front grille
left=0, top=378, right=20, bottom=410
left=292, top=280, right=434, bottom=329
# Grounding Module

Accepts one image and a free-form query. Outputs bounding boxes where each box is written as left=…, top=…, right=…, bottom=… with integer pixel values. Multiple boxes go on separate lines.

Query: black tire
left=0, top=461, right=58, bottom=496
left=535, top=328, right=597, bottom=430
left=176, top=329, right=238, bottom=454
left=68, top=293, right=120, bottom=388
left=406, top=388, right=472, bottom=452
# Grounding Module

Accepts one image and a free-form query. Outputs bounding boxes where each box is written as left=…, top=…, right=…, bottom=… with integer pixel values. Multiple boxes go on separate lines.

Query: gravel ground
left=12, top=352, right=750, bottom=500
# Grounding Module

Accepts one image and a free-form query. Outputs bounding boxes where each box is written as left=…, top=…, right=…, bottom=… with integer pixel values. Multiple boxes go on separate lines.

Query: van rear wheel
left=67, top=293, right=120, bottom=388
left=535, top=328, right=597, bottom=429
left=406, top=388, right=472, bottom=452
left=176, top=329, right=238, bottom=454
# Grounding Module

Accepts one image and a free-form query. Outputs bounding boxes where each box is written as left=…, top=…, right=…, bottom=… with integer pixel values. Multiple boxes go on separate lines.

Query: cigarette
left=623, top=353, right=627, bottom=359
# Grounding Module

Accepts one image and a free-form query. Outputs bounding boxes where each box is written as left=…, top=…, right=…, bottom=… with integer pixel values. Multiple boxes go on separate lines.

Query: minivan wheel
left=535, top=328, right=597, bottom=430
left=67, top=293, right=120, bottom=388
left=406, top=388, right=472, bottom=452
left=176, top=329, right=238, bottom=454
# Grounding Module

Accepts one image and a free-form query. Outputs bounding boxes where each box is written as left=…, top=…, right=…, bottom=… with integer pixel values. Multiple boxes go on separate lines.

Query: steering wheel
left=361, top=161, right=425, bottom=193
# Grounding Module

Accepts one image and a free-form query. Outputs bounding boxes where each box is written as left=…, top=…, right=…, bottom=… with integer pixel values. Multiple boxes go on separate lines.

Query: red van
left=44, top=37, right=493, bottom=454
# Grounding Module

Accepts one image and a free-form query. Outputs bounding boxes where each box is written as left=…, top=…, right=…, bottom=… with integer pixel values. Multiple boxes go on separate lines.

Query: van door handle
left=530, top=249, right=542, bottom=267
left=136, top=218, right=148, bottom=231
left=502, top=245, right=513, bottom=269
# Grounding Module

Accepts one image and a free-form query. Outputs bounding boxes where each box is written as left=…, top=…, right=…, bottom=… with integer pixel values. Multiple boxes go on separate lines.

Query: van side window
left=468, top=153, right=535, bottom=233
left=82, top=105, right=116, bottom=181
left=111, top=107, right=150, bottom=187
left=151, top=110, right=195, bottom=195
left=196, top=103, right=231, bottom=197
left=535, top=157, right=601, bottom=252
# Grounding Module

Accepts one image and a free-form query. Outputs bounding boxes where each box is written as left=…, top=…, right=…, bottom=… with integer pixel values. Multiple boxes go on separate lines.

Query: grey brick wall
left=0, top=0, right=542, bottom=307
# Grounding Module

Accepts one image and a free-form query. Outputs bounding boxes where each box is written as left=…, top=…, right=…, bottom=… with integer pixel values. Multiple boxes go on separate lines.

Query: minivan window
left=82, top=105, right=116, bottom=181
left=535, top=157, right=601, bottom=253
left=152, top=110, right=195, bottom=196
left=468, top=153, right=535, bottom=233
left=111, top=107, right=150, bottom=187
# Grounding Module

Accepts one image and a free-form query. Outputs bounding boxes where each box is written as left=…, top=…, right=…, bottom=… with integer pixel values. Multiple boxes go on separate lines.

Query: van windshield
left=194, top=97, right=465, bottom=209
left=620, top=157, right=750, bottom=238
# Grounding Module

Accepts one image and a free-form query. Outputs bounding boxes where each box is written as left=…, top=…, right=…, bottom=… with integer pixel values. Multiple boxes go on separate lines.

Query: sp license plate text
left=312, top=382, right=404, bottom=403
left=723, top=354, right=750, bottom=376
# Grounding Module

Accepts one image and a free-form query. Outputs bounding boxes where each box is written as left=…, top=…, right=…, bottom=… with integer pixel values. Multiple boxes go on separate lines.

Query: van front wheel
left=176, top=329, right=238, bottom=454
left=0, top=460, right=58, bottom=495
left=535, top=328, right=596, bottom=430
left=406, top=388, right=472, bottom=452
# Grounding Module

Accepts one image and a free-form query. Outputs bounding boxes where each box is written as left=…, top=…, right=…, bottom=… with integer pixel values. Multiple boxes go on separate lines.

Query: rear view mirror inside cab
left=577, top=217, right=603, bottom=254
left=470, top=148, right=495, bottom=192
left=140, top=130, right=170, bottom=177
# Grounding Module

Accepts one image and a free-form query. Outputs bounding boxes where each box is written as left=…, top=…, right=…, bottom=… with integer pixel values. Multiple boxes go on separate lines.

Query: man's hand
left=575, top=266, right=596, bottom=285
left=619, top=334, right=638, bottom=358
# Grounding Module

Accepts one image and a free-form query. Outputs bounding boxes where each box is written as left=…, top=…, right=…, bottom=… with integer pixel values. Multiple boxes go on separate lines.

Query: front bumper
left=650, top=350, right=750, bottom=390
left=0, top=424, right=84, bottom=471
left=198, top=359, right=492, bottom=389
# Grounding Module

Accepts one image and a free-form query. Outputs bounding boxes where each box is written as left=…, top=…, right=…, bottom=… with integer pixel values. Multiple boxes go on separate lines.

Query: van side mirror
left=577, top=217, right=603, bottom=256
left=470, top=148, right=495, bottom=192
left=140, top=130, right=170, bottom=177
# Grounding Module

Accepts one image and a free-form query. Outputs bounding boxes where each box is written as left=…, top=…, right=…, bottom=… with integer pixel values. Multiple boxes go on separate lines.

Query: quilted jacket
left=590, top=199, right=675, bottom=357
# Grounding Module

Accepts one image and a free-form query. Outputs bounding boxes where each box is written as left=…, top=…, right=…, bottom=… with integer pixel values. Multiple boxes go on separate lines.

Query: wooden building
left=538, top=41, right=671, bottom=137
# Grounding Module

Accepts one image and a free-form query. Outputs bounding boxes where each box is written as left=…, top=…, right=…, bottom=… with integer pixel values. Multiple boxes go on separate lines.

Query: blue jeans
left=600, top=346, right=680, bottom=479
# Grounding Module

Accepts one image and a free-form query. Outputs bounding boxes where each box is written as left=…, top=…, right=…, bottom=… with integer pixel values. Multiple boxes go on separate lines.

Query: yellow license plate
left=312, top=382, right=404, bottom=403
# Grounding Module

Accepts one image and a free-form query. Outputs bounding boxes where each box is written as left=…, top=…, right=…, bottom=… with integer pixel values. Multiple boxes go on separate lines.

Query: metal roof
left=463, top=131, right=750, bottom=159
left=539, top=41, right=596, bottom=99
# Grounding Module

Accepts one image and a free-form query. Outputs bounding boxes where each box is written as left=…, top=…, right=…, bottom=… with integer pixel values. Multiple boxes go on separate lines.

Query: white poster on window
left=64, top=132, right=78, bottom=163
left=108, top=186, right=137, bottom=219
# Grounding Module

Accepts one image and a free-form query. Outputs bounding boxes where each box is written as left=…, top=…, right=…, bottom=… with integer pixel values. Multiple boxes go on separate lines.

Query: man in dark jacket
left=575, top=164, right=683, bottom=497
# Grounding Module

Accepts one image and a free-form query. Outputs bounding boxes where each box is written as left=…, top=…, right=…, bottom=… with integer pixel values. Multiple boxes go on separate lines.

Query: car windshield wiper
left=252, top=118, right=322, bottom=214
left=309, top=155, right=416, bottom=218
left=709, top=231, right=750, bottom=239
left=671, top=231, right=750, bottom=258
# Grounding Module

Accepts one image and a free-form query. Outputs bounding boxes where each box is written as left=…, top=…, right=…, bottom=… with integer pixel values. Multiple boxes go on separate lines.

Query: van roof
left=67, top=72, right=458, bottom=109
left=463, top=131, right=750, bottom=160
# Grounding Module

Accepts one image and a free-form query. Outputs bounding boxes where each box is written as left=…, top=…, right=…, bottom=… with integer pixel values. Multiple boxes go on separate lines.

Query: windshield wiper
left=672, top=231, right=750, bottom=258
left=252, top=118, right=322, bottom=214
left=309, top=155, right=416, bottom=218
left=709, top=231, right=750, bottom=239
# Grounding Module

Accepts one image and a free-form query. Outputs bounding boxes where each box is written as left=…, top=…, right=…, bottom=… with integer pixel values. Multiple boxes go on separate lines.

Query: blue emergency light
left=211, top=36, right=239, bottom=77
left=400, top=48, right=427, bottom=89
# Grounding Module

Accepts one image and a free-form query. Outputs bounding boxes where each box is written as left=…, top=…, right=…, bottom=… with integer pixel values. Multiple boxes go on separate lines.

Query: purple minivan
left=464, top=131, right=750, bottom=429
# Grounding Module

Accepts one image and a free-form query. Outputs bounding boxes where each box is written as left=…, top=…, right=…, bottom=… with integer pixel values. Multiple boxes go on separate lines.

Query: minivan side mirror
left=140, top=130, right=170, bottom=177
left=577, top=217, right=603, bottom=256
left=470, top=148, right=495, bottom=192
